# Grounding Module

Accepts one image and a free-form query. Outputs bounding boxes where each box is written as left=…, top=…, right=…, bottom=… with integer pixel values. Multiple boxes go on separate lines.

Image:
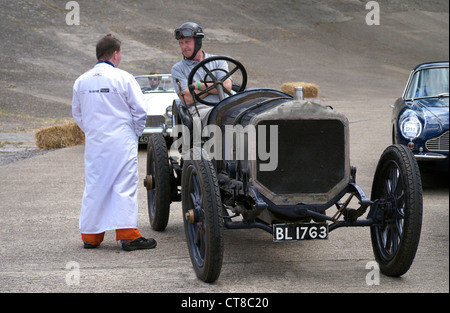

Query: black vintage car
left=144, top=56, right=423, bottom=283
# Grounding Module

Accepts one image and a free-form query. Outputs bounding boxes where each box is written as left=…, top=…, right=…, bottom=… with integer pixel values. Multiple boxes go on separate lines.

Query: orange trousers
left=81, top=228, right=142, bottom=246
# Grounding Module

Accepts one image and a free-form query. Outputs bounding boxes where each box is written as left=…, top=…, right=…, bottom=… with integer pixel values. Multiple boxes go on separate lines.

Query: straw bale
left=35, top=121, right=85, bottom=150
left=280, top=82, right=319, bottom=98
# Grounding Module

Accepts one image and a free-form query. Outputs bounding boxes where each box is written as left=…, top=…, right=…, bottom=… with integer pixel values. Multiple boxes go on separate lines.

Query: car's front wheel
left=181, top=148, right=224, bottom=283
left=370, top=144, right=423, bottom=276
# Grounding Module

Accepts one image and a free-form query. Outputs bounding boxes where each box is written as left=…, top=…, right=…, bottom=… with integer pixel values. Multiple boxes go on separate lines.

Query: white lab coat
left=72, top=63, right=147, bottom=234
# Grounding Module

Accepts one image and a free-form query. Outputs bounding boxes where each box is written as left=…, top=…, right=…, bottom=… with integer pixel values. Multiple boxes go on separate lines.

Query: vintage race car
left=391, top=61, right=449, bottom=170
left=134, top=74, right=178, bottom=144
left=143, top=56, right=423, bottom=283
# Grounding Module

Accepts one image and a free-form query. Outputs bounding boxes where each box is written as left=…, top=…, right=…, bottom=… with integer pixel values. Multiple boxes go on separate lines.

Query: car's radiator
left=256, top=119, right=346, bottom=195
left=426, top=131, right=449, bottom=152
left=146, top=116, right=165, bottom=127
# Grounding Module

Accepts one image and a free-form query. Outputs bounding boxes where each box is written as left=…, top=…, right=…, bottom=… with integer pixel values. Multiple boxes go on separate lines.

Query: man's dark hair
left=96, top=34, right=121, bottom=60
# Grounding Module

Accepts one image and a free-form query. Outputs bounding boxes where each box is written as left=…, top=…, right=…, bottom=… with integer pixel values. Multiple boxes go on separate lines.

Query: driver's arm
left=180, top=78, right=232, bottom=106
left=204, top=78, right=232, bottom=95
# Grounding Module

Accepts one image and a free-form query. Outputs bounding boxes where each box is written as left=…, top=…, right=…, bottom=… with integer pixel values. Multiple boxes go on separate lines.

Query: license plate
left=273, top=222, right=328, bottom=242
left=139, top=136, right=149, bottom=143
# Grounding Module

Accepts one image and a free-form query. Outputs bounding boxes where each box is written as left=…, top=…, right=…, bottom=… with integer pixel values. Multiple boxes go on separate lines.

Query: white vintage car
left=134, top=74, right=178, bottom=144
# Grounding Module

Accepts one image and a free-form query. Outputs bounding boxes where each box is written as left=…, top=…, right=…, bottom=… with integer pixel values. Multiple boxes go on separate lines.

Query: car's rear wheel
left=145, top=134, right=171, bottom=231
left=370, top=144, right=423, bottom=276
left=181, top=148, right=224, bottom=283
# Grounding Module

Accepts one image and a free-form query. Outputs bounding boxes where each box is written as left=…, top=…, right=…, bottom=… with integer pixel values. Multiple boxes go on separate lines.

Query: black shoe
left=121, top=237, right=157, bottom=251
left=83, top=242, right=99, bottom=249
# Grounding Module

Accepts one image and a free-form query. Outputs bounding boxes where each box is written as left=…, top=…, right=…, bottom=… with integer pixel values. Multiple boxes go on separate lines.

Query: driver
left=171, top=22, right=232, bottom=126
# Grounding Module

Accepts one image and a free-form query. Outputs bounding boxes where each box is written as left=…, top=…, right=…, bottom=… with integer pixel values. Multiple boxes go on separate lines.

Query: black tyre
left=145, top=134, right=171, bottom=231
left=370, top=144, right=423, bottom=276
left=181, top=148, right=224, bottom=283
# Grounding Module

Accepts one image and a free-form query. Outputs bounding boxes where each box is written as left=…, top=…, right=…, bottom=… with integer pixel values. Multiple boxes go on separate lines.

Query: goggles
left=174, top=27, right=204, bottom=40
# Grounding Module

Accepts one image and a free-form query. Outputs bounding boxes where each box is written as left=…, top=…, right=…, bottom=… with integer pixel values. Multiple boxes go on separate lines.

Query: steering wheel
left=187, top=56, right=247, bottom=106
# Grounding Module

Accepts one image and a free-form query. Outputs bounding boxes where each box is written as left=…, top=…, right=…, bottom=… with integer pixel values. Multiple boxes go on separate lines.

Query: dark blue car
left=392, top=61, right=449, bottom=170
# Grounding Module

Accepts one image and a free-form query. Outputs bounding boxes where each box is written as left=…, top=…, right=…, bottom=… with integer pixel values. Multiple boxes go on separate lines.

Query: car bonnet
left=409, top=98, right=449, bottom=129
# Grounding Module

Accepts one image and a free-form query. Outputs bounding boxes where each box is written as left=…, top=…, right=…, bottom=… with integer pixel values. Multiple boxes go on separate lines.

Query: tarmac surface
left=0, top=0, right=448, bottom=295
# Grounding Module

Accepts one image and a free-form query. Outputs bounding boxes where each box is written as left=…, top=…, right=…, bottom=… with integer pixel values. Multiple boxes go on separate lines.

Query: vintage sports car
left=134, top=74, right=178, bottom=144
left=144, top=56, right=423, bottom=283
left=391, top=61, right=449, bottom=170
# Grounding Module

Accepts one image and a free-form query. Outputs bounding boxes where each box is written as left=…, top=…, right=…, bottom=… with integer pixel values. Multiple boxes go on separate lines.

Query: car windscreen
left=406, top=67, right=449, bottom=100
left=135, top=75, right=176, bottom=93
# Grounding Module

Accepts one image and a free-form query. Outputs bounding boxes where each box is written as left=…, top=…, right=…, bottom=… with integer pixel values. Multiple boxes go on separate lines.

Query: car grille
left=426, top=131, right=449, bottom=152
left=256, top=119, right=346, bottom=194
left=146, top=116, right=165, bottom=127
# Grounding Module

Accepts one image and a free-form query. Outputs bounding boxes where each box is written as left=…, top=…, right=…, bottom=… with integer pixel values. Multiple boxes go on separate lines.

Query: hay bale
left=35, top=121, right=85, bottom=150
left=280, top=82, right=319, bottom=98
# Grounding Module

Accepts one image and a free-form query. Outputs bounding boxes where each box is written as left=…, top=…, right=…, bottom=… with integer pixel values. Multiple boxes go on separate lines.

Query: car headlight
left=400, top=116, right=422, bottom=139
left=166, top=105, right=173, bottom=118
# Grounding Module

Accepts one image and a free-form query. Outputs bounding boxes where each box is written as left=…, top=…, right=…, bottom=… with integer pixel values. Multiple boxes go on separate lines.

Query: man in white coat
left=72, top=34, right=156, bottom=251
